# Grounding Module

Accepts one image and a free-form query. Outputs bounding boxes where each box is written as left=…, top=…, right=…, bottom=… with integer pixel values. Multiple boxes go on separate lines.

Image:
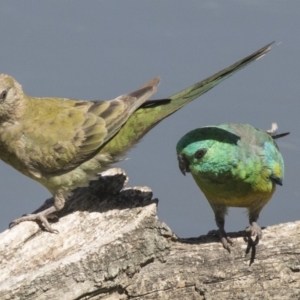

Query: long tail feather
left=101, top=42, right=274, bottom=157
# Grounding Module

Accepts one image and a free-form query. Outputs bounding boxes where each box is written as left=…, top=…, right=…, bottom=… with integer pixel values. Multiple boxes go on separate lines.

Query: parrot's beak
left=177, top=154, right=190, bottom=176
left=270, top=175, right=283, bottom=186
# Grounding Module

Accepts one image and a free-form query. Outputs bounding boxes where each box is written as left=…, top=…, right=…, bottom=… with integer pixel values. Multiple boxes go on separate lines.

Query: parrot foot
left=245, top=222, right=262, bottom=239
left=244, top=222, right=262, bottom=265
left=208, top=229, right=234, bottom=252
left=9, top=206, right=59, bottom=233
left=220, top=234, right=234, bottom=252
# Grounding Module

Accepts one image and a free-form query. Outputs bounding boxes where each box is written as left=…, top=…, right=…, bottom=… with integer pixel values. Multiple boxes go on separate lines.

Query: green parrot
left=176, top=123, right=289, bottom=251
left=2, top=42, right=273, bottom=233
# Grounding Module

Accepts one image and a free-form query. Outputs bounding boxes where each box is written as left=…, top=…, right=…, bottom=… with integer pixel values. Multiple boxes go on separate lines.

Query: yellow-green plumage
left=0, top=43, right=273, bottom=232
left=176, top=123, right=289, bottom=251
left=0, top=75, right=160, bottom=231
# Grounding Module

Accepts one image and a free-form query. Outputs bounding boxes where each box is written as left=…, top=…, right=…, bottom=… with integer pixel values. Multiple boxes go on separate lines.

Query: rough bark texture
left=0, top=168, right=299, bottom=300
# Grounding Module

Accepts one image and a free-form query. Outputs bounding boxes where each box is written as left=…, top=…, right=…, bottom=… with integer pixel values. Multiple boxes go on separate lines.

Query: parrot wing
left=24, top=77, right=159, bottom=177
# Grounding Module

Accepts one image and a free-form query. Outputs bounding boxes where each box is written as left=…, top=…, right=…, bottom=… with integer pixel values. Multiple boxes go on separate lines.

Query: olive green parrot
left=1, top=42, right=273, bottom=232
left=176, top=123, right=289, bottom=251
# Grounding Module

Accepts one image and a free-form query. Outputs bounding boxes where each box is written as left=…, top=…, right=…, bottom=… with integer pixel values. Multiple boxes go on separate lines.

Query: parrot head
left=0, top=74, right=23, bottom=121
left=176, top=126, right=240, bottom=177
left=177, top=147, right=207, bottom=176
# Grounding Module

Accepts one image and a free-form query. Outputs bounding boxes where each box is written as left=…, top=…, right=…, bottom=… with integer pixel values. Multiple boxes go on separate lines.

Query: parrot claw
left=244, top=224, right=261, bottom=265
left=220, top=235, right=234, bottom=252
left=208, top=229, right=234, bottom=252
left=245, top=222, right=262, bottom=239
left=9, top=206, right=59, bottom=233
left=244, top=222, right=262, bottom=264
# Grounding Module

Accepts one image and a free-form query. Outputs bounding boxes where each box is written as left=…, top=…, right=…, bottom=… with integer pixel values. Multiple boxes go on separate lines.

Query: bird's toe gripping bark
left=245, top=222, right=262, bottom=239
left=208, top=229, right=234, bottom=252
left=9, top=206, right=59, bottom=233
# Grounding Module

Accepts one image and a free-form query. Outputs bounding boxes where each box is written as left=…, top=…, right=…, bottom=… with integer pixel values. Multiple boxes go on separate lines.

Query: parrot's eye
left=0, top=90, right=7, bottom=100
left=194, top=148, right=207, bottom=159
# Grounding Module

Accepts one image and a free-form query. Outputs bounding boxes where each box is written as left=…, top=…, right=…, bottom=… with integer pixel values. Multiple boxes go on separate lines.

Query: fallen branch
left=1, top=168, right=299, bottom=299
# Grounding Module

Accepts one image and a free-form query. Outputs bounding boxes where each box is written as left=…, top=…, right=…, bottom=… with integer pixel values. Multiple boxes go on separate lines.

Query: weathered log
left=0, top=168, right=299, bottom=300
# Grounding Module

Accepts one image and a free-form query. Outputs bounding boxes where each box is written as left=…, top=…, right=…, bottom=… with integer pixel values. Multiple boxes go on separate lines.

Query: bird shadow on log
left=31, top=168, right=157, bottom=228
left=176, top=228, right=266, bottom=265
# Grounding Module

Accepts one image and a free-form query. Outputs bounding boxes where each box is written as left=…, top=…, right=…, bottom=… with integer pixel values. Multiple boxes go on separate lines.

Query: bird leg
left=215, top=216, right=234, bottom=252
left=9, top=206, right=59, bottom=233
left=246, top=208, right=263, bottom=241
left=244, top=210, right=262, bottom=263
left=211, top=205, right=233, bottom=252
left=245, top=221, right=262, bottom=239
left=9, top=193, right=66, bottom=233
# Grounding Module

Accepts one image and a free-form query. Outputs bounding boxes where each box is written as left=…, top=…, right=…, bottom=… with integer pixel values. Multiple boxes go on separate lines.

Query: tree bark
left=0, top=168, right=299, bottom=300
